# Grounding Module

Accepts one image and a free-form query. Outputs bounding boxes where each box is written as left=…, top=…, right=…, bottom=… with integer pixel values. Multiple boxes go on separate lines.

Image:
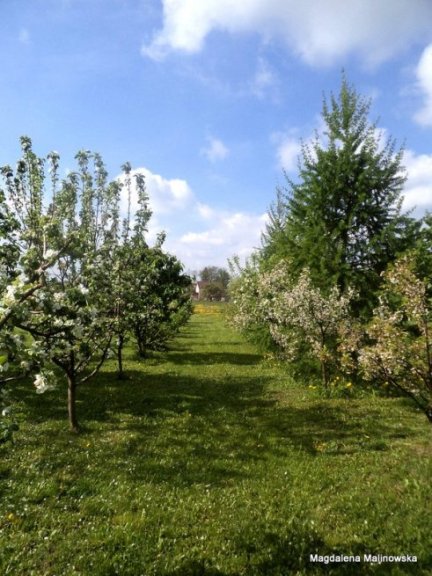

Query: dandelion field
left=1, top=304, right=431, bottom=575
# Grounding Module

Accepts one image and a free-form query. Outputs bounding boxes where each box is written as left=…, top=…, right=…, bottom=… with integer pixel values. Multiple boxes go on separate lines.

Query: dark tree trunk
left=321, top=360, right=328, bottom=390
left=135, top=328, right=147, bottom=358
left=138, top=341, right=147, bottom=358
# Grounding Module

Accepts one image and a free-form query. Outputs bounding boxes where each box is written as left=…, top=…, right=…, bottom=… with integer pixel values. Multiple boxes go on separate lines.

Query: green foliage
left=198, top=266, right=230, bottom=301
left=262, top=76, right=418, bottom=316
left=201, top=281, right=226, bottom=301
left=129, top=245, right=192, bottom=358
left=412, top=212, right=432, bottom=289
left=199, top=266, right=230, bottom=288
left=231, top=77, right=428, bottom=399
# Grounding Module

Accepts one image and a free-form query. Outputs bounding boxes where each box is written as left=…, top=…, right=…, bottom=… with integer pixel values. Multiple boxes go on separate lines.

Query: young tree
left=1, top=138, right=193, bottom=431
left=3, top=142, right=120, bottom=432
left=110, top=164, right=153, bottom=379
left=359, top=254, right=432, bottom=423
left=227, top=254, right=275, bottom=350
left=258, top=263, right=353, bottom=387
left=262, top=76, right=418, bottom=316
left=130, top=242, right=192, bottom=358
left=0, top=138, right=77, bottom=436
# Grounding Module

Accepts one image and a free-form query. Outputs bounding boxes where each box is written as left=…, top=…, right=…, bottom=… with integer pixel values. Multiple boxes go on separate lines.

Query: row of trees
left=0, top=138, right=191, bottom=435
left=229, top=77, right=432, bottom=424
left=198, top=266, right=230, bottom=300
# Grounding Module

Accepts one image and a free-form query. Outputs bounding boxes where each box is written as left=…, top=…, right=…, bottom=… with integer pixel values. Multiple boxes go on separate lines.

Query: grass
left=1, top=303, right=431, bottom=575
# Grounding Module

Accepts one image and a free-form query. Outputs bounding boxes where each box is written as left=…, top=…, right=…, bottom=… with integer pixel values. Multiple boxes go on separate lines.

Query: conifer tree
left=263, top=76, right=418, bottom=315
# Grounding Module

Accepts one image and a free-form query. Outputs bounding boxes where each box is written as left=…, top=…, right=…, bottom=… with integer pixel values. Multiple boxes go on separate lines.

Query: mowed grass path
left=1, top=305, right=431, bottom=575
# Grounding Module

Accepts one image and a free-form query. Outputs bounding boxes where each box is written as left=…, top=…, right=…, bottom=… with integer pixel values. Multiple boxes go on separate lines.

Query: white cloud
left=142, top=0, right=432, bottom=66
left=196, top=203, right=215, bottom=219
left=201, top=137, right=229, bottom=162
left=414, top=44, right=432, bottom=127
left=403, top=150, right=432, bottom=211
left=118, top=167, right=193, bottom=216
left=252, top=57, right=278, bottom=98
left=273, top=121, right=392, bottom=174
left=117, top=166, right=266, bottom=269
left=273, top=134, right=301, bottom=172
left=177, top=210, right=269, bottom=269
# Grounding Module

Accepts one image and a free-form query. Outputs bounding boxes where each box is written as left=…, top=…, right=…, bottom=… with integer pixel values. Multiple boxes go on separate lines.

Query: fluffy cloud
left=414, top=44, right=432, bottom=127
left=402, top=150, right=432, bottom=212
left=177, top=210, right=269, bottom=269
left=117, top=166, right=267, bottom=270
left=142, top=0, right=432, bottom=66
left=201, top=137, right=229, bottom=162
left=118, top=167, right=193, bottom=216
left=273, top=134, right=301, bottom=172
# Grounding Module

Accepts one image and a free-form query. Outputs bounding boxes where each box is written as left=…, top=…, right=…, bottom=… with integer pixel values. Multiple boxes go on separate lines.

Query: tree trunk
left=117, top=334, right=127, bottom=379
left=135, top=328, right=147, bottom=358
left=425, top=405, right=432, bottom=424
left=67, top=371, right=79, bottom=433
left=321, top=360, right=329, bottom=390
left=138, top=342, right=147, bottom=358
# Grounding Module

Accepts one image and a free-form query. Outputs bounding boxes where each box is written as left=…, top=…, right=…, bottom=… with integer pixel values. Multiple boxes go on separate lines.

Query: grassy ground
left=1, top=303, right=431, bottom=575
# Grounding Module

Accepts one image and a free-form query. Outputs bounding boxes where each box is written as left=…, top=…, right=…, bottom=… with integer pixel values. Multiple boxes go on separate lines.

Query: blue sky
left=1, top=0, right=432, bottom=272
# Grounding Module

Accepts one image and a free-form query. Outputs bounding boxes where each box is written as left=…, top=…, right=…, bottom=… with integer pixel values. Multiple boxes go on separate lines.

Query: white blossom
left=43, top=249, right=56, bottom=259
left=0, top=362, right=9, bottom=373
left=33, top=372, right=55, bottom=394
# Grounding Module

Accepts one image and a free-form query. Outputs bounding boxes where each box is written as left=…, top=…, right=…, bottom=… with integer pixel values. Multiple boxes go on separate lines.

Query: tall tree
left=262, top=76, right=418, bottom=315
left=199, top=266, right=230, bottom=301
left=200, top=266, right=230, bottom=288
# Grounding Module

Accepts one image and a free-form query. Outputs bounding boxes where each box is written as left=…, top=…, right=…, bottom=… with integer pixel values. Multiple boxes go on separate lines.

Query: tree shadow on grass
left=165, top=351, right=262, bottom=366
left=12, top=361, right=426, bottom=489
left=161, top=529, right=428, bottom=576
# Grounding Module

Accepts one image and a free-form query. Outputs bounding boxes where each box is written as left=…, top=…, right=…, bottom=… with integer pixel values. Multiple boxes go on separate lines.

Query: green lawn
left=1, top=305, right=431, bottom=575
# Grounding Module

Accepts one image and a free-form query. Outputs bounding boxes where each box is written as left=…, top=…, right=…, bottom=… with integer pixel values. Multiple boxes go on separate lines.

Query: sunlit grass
left=193, top=301, right=225, bottom=315
left=1, top=309, right=431, bottom=575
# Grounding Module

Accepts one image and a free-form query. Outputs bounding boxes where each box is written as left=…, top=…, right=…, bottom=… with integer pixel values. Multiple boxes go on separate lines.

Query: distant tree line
left=196, top=266, right=230, bottom=301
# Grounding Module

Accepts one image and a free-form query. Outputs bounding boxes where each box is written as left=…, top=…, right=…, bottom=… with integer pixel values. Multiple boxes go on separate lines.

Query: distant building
left=192, top=280, right=210, bottom=300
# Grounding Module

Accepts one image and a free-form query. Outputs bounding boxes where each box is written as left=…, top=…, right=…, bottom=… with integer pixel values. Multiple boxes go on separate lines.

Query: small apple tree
left=359, top=253, right=432, bottom=423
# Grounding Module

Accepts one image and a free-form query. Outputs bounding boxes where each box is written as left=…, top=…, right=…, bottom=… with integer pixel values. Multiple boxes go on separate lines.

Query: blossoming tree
left=258, top=263, right=353, bottom=387
left=0, top=138, right=76, bottom=437
left=1, top=138, right=193, bottom=433
left=359, top=254, right=432, bottom=423
left=7, top=146, right=120, bottom=431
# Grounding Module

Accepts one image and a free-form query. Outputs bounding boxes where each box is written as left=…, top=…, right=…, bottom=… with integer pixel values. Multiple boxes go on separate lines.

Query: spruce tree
left=263, top=77, right=418, bottom=315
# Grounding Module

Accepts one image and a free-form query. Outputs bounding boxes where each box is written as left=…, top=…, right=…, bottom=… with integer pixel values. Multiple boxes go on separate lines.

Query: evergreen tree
left=263, top=76, right=418, bottom=315
left=261, top=187, right=290, bottom=267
